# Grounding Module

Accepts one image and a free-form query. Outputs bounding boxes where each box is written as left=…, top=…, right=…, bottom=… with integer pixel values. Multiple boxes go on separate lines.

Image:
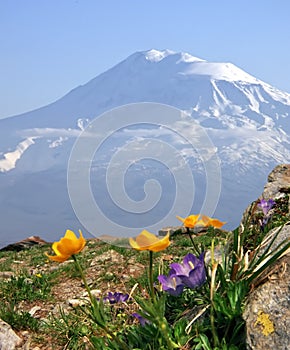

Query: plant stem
left=149, top=250, right=155, bottom=300
left=210, top=305, right=219, bottom=348
left=72, top=255, right=130, bottom=350
left=148, top=252, right=178, bottom=348
left=186, top=227, right=200, bottom=255
left=210, top=263, right=220, bottom=348
left=72, top=255, right=94, bottom=304
left=159, top=318, right=179, bottom=349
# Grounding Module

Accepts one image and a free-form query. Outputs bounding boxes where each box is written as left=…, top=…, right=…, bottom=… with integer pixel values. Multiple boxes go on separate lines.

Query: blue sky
left=1, top=0, right=289, bottom=119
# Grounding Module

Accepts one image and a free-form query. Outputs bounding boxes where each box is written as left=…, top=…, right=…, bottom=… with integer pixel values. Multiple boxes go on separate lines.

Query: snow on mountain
left=0, top=49, right=290, bottom=246
left=0, top=137, right=37, bottom=172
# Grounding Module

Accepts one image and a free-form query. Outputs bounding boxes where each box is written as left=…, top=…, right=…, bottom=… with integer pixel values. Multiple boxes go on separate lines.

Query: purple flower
left=258, top=199, right=275, bottom=216
left=103, top=292, right=129, bottom=304
left=170, top=252, right=206, bottom=289
left=132, top=312, right=150, bottom=326
left=158, top=269, right=185, bottom=296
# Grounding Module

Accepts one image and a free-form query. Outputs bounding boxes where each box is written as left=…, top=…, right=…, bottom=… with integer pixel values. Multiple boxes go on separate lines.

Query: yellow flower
left=176, top=214, right=200, bottom=228
left=129, top=230, right=170, bottom=252
left=46, top=230, right=86, bottom=262
left=197, top=215, right=226, bottom=228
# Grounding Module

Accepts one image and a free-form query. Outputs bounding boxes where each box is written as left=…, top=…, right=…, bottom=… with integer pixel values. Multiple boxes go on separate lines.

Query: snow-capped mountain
left=0, top=49, right=290, bottom=247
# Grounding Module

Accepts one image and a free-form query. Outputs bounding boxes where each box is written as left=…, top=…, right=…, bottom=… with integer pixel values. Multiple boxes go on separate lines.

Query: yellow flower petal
left=51, top=241, right=62, bottom=256
left=136, top=230, right=159, bottom=246
left=46, top=230, right=86, bottom=263
left=177, top=214, right=200, bottom=228
left=129, top=230, right=170, bottom=252
left=45, top=252, right=70, bottom=263
left=196, top=220, right=205, bottom=226
left=129, top=237, right=142, bottom=251
left=145, top=234, right=170, bottom=252
left=55, top=238, right=79, bottom=256
left=199, top=215, right=226, bottom=228
left=210, top=219, right=226, bottom=228
left=176, top=215, right=186, bottom=223
left=64, top=229, right=78, bottom=240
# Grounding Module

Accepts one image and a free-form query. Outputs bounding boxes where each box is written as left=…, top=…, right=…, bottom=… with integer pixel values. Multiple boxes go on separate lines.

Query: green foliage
left=0, top=303, right=40, bottom=331
left=0, top=271, right=52, bottom=332
left=0, top=200, right=288, bottom=349
left=272, top=194, right=290, bottom=222
left=0, top=273, right=52, bottom=303
left=44, top=219, right=290, bottom=349
left=44, top=307, right=97, bottom=349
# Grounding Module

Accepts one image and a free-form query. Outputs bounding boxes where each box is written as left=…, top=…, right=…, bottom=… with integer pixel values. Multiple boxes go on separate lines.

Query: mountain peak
left=124, top=49, right=260, bottom=85
left=141, top=49, right=205, bottom=63
left=143, top=49, right=174, bottom=62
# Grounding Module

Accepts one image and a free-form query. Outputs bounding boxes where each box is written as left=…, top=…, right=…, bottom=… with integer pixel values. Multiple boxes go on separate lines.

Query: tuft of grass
left=43, top=307, right=95, bottom=349
left=0, top=304, right=40, bottom=331
left=0, top=272, right=52, bottom=303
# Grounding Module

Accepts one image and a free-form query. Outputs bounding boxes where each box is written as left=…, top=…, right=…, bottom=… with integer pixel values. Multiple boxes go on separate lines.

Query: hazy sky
left=1, top=0, right=289, bottom=119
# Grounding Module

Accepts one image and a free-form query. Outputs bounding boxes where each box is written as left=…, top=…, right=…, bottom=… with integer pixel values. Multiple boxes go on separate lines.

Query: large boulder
left=243, top=164, right=290, bottom=350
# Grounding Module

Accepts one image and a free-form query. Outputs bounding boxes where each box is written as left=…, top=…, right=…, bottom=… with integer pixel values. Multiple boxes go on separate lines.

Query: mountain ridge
left=0, top=49, right=290, bottom=246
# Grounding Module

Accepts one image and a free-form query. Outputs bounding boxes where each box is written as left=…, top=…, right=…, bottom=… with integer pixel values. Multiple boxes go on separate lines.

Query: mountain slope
left=0, top=49, right=289, bottom=246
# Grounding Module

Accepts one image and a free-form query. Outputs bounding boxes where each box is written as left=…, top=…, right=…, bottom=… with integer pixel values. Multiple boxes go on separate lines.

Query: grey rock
left=243, top=252, right=290, bottom=349
left=0, top=319, right=22, bottom=350
left=158, top=225, right=206, bottom=236
left=263, top=164, right=290, bottom=200
left=158, top=226, right=183, bottom=236
left=243, top=164, right=290, bottom=350
left=242, top=164, right=290, bottom=227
